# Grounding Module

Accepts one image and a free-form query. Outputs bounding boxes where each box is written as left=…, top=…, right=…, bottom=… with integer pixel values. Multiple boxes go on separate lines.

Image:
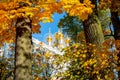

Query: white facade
left=32, top=38, right=67, bottom=78
left=32, top=37, right=64, bottom=55
left=0, top=43, right=10, bottom=57
left=0, top=47, right=4, bottom=56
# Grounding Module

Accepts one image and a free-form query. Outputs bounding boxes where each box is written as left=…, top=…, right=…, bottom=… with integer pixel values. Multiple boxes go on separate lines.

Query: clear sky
left=32, top=12, right=66, bottom=42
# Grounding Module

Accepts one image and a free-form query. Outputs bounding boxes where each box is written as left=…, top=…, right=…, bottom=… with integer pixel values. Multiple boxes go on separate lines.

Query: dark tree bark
left=82, top=0, right=104, bottom=46
left=111, top=11, right=120, bottom=79
left=82, top=2, right=105, bottom=79
left=111, top=12, right=120, bottom=40
left=14, top=17, right=32, bottom=80
left=83, top=14, right=104, bottom=45
left=82, top=0, right=104, bottom=78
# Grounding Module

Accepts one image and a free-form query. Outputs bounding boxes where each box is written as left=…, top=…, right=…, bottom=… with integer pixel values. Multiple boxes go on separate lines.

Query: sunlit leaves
left=0, top=48, right=15, bottom=80
left=57, top=42, right=118, bottom=79
left=99, top=0, right=120, bottom=15
left=32, top=23, right=41, bottom=33
left=0, top=0, right=94, bottom=28
left=62, top=0, right=94, bottom=21
left=115, top=40, right=120, bottom=49
left=116, top=66, right=120, bottom=72
left=102, top=39, right=114, bottom=48
left=31, top=50, right=63, bottom=79
left=0, top=22, right=16, bottom=46
left=0, top=0, right=95, bottom=45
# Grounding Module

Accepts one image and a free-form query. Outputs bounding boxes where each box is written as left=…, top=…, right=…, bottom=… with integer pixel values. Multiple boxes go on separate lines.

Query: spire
left=58, top=27, right=62, bottom=33
left=65, top=35, right=70, bottom=46
left=46, top=28, right=52, bottom=46
left=48, top=28, right=51, bottom=36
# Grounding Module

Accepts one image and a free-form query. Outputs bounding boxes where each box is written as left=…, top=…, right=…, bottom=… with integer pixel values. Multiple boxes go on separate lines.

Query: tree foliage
left=99, top=0, right=120, bottom=14
left=58, top=9, right=111, bottom=43
left=1, top=0, right=120, bottom=80
left=0, top=44, right=15, bottom=80
left=58, top=14, right=83, bottom=42
left=56, top=40, right=119, bottom=80
left=0, top=0, right=94, bottom=45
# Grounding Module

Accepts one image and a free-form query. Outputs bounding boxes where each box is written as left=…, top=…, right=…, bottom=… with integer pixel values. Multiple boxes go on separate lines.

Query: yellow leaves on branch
left=115, top=40, right=120, bottom=49
left=81, top=59, right=97, bottom=68
left=61, top=42, right=117, bottom=79
left=61, top=0, right=80, bottom=4
left=32, top=23, right=41, bottom=33
left=62, top=0, right=94, bottom=20
left=0, top=11, right=9, bottom=26
left=0, top=26, right=16, bottom=46
left=116, top=66, right=120, bottom=72
left=99, top=0, right=120, bottom=14
left=103, top=39, right=120, bottom=51
left=0, top=11, right=16, bottom=45
left=0, top=0, right=94, bottom=43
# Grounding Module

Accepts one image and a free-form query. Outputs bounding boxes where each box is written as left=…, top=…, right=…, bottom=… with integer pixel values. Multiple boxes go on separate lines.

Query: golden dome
left=46, top=28, right=52, bottom=43
left=54, top=30, right=64, bottom=40
left=46, top=36, right=52, bottom=42
left=65, top=36, right=70, bottom=44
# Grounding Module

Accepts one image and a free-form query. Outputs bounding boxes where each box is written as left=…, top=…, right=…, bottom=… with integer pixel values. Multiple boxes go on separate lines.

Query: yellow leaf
left=10, top=15, right=15, bottom=19
left=42, top=18, right=53, bottom=23
left=116, top=67, right=120, bottom=71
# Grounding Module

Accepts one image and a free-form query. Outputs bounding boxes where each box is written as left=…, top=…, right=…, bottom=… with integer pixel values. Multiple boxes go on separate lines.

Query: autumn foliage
left=0, top=0, right=94, bottom=45
left=0, top=0, right=120, bottom=80
left=56, top=40, right=120, bottom=79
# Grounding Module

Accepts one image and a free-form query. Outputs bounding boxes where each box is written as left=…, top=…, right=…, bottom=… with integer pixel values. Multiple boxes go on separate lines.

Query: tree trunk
left=111, top=11, right=120, bottom=40
left=110, top=11, right=120, bottom=79
left=14, top=17, right=32, bottom=80
left=80, top=0, right=104, bottom=45
left=83, top=14, right=104, bottom=45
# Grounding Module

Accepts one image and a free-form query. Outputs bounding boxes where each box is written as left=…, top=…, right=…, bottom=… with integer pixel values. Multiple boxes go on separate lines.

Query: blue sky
left=32, top=12, right=66, bottom=42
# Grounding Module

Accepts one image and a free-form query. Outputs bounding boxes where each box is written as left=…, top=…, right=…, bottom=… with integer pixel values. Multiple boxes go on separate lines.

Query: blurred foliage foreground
left=57, top=40, right=119, bottom=80
left=0, top=39, right=120, bottom=80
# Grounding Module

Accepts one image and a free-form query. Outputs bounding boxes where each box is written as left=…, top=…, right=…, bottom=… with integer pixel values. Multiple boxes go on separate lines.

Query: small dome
left=46, top=36, right=52, bottom=42
left=54, top=29, right=64, bottom=40
left=65, top=36, right=70, bottom=44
